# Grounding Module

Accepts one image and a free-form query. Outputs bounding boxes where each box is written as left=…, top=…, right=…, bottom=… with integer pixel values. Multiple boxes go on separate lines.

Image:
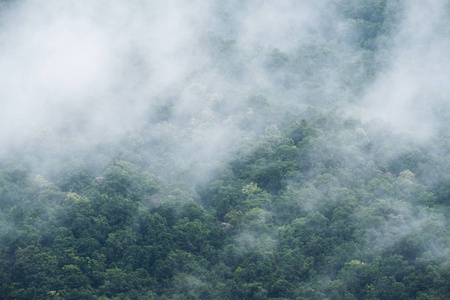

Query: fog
left=1, top=0, right=447, bottom=226
left=1, top=1, right=446, bottom=152
left=0, top=1, right=342, bottom=181
left=0, top=1, right=211, bottom=149
left=1, top=0, right=450, bottom=296
left=361, top=0, right=450, bottom=141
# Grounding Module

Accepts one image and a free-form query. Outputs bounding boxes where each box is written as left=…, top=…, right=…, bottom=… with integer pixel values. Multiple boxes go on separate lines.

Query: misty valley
left=1, top=0, right=450, bottom=299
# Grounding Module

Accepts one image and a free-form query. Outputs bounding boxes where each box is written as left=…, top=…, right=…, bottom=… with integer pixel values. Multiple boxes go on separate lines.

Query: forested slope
left=1, top=0, right=450, bottom=299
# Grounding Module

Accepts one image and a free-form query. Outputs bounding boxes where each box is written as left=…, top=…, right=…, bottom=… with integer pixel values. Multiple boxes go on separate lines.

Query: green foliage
left=0, top=1, right=450, bottom=299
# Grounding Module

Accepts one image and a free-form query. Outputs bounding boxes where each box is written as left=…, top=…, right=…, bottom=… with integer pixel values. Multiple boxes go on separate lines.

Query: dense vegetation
left=1, top=1, right=450, bottom=299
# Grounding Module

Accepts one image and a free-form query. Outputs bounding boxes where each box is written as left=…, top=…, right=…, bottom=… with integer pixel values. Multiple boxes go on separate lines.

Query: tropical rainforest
left=1, top=0, right=450, bottom=299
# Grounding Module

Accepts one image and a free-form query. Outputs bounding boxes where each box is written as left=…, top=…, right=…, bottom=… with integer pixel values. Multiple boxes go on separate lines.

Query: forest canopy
left=1, top=0, right=450, bottom=299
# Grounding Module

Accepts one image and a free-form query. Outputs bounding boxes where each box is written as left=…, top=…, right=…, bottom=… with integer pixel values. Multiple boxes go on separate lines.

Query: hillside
left=1, top=1, right=450, bottom=299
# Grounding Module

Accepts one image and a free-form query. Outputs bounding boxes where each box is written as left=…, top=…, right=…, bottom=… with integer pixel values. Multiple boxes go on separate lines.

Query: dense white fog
left=362, top=0, right=450, bottom=141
